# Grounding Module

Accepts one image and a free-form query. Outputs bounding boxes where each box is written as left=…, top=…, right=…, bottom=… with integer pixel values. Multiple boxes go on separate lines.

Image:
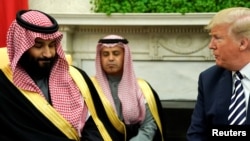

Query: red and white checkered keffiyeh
left=95, top=34, right=146, bottom=124
left=6, top=10, right=87, bottom=134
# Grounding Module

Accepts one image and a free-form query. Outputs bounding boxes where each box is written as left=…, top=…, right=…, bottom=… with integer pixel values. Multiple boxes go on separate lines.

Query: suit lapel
left=247, top=94, right=250, bottom=124
left=215, top=70, right=232, bottom=124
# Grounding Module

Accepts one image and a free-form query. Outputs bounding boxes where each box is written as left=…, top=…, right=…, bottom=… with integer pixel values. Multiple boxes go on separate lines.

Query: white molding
left=51, top=13, right=216, bottom=100
left=51, top=13, right=216, bottom=26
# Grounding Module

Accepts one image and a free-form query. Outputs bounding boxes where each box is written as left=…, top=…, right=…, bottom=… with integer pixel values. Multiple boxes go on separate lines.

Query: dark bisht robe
left=90, top=76, right=166, bottom=141
left=0, top=69, right=75, bottom=141
left=124, top=84, right=166, bottom=141
left=0, top=67, right=117, bottom=141
left=148, top=85, right=167, bottom=141
left=0, top=67, right=166, bottom=141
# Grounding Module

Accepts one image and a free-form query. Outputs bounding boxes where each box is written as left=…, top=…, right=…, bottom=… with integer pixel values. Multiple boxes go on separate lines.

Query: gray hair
left=205, top=7, right=250, bottom=39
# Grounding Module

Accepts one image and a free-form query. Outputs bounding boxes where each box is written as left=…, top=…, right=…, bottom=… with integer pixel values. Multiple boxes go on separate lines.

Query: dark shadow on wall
left=161, top=100, right=195, bottom=141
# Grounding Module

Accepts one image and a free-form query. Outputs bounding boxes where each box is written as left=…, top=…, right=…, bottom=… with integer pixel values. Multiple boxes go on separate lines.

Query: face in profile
left=19, top=38, right=57, bottom=78
left=208, top=24, right=242, bottom=70
left=100, top=45, right=124, bottom=76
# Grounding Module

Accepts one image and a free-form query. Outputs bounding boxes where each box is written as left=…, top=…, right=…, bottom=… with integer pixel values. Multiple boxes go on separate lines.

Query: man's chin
left=215, top=60, right=224, bottom=67
left=106, top=70, right=122, bottom=76
left=37, top=62, right=53, bottom=71
left=39, top=61, right=51, bottom=66
left=38, top=62, right=53, bottom=69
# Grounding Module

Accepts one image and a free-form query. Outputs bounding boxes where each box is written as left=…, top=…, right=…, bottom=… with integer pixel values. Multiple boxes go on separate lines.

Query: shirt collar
left=237, top=63, right=250, bottom=80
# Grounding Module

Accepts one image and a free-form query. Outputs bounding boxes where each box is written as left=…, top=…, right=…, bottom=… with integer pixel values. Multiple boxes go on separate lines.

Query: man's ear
left=239, top=38, right=249, bottom=50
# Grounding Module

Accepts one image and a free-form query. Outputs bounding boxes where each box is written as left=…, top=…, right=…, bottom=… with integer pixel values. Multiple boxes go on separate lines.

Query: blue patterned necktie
left=228, top=71, right=247, bottom=125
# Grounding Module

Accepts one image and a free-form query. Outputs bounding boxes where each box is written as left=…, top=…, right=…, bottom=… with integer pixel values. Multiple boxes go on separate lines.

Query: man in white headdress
left=91, top=34, right=166, bottom=141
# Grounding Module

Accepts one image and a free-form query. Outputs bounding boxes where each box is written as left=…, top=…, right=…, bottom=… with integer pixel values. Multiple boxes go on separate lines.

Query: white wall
left=81, top=60, right=214, bottom=100
left=29, top=0, right=92, bottom=14
left=29, top=0, right=216, bottom=101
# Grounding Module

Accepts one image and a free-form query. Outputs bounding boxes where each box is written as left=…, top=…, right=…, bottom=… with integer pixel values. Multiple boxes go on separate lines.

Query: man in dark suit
left=187, top=7, right=250, bottom=141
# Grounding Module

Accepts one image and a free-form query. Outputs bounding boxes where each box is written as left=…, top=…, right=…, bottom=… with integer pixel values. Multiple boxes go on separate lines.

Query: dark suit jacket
left=186, top=65, right=250, bottom=141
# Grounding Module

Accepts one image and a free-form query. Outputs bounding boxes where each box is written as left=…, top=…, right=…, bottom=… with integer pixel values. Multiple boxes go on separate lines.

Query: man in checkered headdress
left=0, top=9, right=113, bottom=141
left=91, top=34, right=166, bottom=140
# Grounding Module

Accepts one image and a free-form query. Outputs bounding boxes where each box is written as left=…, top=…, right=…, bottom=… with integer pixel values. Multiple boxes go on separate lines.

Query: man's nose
left=42, top=46, right=53, bottom=58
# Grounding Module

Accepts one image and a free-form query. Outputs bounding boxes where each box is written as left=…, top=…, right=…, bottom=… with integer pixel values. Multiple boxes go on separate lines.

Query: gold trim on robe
left=2, top=65, right=112, bottom=141
left=91, top=76, right=164, bottom=141
left=2, top=65, right=80, bottom=141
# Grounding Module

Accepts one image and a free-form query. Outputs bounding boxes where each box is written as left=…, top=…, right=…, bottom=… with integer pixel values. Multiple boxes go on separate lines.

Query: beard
left=19, top=52, right=57, bottom=79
